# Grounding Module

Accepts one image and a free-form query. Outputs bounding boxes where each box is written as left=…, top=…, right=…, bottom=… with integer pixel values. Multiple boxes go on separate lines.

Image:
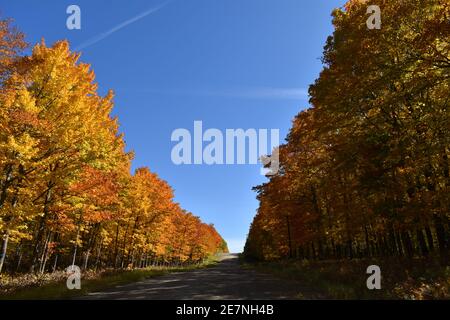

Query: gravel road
left=82, top=254, right=306, bottom=300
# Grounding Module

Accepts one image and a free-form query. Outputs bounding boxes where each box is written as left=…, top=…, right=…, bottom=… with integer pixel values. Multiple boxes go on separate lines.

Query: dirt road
left=82, top=254, right=305, bottom=300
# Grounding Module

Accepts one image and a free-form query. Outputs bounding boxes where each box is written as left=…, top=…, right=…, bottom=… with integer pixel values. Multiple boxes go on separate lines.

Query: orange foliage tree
left=0, top=19, right=227, bottom=274
left=245, top=0, right=449, bottom=262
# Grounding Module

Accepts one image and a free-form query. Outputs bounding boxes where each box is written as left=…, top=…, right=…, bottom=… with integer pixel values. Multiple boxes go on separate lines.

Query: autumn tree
left=0, top=36, right=227, bottom=274
left=0, top=17, right=27, bottom=273
left=245, top=0, right=449, bottom=262
left=0, top=17, right=26, bottom=82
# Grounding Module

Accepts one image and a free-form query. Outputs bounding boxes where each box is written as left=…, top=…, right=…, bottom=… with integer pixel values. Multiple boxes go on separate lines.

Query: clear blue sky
left=2, top=0, right=346, bottom=252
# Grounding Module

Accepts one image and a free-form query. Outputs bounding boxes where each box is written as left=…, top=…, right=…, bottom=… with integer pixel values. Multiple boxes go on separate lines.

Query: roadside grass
left=0, top=256, right=219, bottom=300
left=241, top=256, right=450, bottom=299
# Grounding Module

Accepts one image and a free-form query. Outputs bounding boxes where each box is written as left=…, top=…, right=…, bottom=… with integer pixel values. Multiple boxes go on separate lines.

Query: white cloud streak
left=74, top=1, right=171, bottom=51
left=120, top=87, right=309, bottom=100
left=220, top=87, right=309, bottom=100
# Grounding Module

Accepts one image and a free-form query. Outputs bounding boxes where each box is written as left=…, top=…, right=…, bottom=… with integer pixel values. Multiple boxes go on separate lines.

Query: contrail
left=74, top=1, right=171, bottom=51
left=119, top=87, right=309, bottom=100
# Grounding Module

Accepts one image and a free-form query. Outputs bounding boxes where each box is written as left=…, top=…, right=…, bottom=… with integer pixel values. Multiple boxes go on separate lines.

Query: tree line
left=244, top=0, right=449, bottom=262
left=0, top=18, right=227, bottom=274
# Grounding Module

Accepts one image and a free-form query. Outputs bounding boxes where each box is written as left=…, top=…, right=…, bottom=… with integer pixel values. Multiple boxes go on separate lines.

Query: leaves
left=0, top=23, right=227, bottom=274
left=245, top=0, right=450, bottom=261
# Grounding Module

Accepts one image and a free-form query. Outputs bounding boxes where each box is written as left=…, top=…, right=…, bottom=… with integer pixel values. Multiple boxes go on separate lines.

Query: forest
left=244, top=0, right=450, bottom=263
left=0, top=18, right=227, bottom=275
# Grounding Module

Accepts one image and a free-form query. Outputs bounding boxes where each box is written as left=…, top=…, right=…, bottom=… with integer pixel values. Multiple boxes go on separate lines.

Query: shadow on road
left=82, top=254, right=306, bottom=300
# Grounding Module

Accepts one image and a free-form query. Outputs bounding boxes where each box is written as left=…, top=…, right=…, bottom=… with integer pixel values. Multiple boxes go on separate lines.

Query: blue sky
left=1, top=0, right=346, bottom=252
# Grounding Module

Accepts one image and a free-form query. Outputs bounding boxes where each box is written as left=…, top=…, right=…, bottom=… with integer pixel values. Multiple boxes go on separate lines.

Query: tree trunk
left=15, top=250, right=23, bottom=273
left=364, top=225, right=371, bottom=257
left=95, top=241, right=103, bottom=271
left=286, top=215, right=293, bottom=259
left=30, top=185, right=53, bottom=273
left=1, top=191, right=19, bottom=274
left=416, top=229, right=429, bottom=256
left=434, top=214, right=448, bottom=254
left=0, top=164, right=13, bottom=209
left=311, top=242, right=316, bottom=260
left=424, top=225, right=434, bottom=252
left=52, top=253, right=58, bottom=273
left=401, top=230, right=414, bottom=257
left=83, top=250, right=90, bottom=270
left=0, top=229, right=10, bottom=274
left=394, top=229, right=404, bottom=256
left=39, top=232, right=52, bottom=273
left=113, top=223, right=120, bottom=268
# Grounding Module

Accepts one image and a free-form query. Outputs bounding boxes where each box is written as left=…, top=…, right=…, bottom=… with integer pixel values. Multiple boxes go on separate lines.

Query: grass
left=242, top=256, right=450, bottom=299
left=0, top=257, right=219, bottom=300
